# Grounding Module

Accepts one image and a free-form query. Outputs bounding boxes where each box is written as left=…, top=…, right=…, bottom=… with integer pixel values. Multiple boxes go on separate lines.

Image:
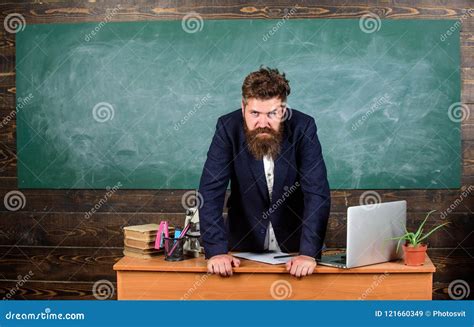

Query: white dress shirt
left=263, top=154, right=282, bottom=252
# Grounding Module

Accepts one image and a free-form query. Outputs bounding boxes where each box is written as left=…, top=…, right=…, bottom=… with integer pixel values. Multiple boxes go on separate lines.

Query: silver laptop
left=317, top=200, right=406, bottom=269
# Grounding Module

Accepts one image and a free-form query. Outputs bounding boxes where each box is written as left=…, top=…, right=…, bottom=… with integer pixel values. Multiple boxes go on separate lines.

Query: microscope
left=183, top=207, right=203, bottom=257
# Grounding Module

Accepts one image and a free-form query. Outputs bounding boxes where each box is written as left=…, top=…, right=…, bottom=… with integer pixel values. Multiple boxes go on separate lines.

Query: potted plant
left=391, top=210, right=449, bottom=266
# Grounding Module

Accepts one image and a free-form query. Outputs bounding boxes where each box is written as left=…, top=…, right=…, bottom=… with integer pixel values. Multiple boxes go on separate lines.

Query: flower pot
left=402, top=243, right=427, bottom=266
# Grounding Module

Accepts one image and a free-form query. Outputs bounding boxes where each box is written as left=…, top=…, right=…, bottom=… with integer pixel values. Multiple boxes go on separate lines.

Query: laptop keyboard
left=321, top=254, right=346, bottom=264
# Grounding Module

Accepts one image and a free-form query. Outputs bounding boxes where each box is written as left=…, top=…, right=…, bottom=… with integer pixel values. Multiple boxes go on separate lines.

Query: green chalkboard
left=16, top=19, right=461, bottom=189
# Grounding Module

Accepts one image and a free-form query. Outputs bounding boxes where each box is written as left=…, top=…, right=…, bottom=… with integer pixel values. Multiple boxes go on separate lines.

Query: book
left=123, top=223, right=175, bottom=242
left=123, top=245, right=162, bottom=254
left=123, top=224, right=159, bottom=241
left=123, top=249, right=162, bottom=259
left=122, top=223, right=176, bottom=259
left=124, top=238, right=155, bottom=250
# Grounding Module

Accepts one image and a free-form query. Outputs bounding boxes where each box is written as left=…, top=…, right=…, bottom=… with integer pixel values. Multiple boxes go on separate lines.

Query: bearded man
left=198, top=67, right=331, bottom=278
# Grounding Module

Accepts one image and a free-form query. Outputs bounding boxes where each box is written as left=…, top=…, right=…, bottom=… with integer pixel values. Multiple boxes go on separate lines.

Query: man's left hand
left=285, top=255, right=317, bottom=277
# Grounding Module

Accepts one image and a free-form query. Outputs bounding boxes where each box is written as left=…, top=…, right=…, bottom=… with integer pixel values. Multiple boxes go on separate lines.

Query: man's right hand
left=207, top=254, right=240, bottom=277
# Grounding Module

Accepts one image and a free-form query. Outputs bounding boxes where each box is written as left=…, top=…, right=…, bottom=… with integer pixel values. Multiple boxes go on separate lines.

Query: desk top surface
left=114, top=253, right=436, bottom=273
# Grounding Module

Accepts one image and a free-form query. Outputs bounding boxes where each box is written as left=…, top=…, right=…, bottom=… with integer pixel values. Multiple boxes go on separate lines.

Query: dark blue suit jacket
left=198, top=108, right=331, bottom=259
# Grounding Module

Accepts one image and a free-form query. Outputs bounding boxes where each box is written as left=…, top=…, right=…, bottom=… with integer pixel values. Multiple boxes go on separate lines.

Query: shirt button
left=260, top=229, right=265, bottom=234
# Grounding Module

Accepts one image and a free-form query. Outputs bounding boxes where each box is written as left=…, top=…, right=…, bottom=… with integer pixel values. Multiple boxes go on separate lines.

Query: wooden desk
left=113, top=254, right=435, bottom=300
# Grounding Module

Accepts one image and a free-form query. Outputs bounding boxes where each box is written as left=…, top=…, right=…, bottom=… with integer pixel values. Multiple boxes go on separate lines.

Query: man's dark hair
left=241, top=66, right=291, bottom=104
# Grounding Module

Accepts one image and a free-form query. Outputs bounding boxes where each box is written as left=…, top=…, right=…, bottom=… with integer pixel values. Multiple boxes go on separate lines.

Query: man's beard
left=244, top=121, right=284, bottom=161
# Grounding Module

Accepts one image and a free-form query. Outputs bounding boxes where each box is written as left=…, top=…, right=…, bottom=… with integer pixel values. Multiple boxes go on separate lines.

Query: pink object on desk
left=167, top=223, right=191, bottom=257
left=154, top=221, right=169, bottom=251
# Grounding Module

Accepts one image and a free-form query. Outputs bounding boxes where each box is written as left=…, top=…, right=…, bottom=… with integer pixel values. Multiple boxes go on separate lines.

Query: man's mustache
left=250, top=127, right=277, bottom=137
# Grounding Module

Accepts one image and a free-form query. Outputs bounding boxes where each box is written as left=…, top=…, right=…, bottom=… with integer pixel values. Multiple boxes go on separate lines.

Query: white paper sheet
left=233, top=252, right=293, bottom=265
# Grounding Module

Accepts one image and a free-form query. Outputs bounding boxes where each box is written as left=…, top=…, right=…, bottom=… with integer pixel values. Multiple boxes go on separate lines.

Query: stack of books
left=123, top=224, right=174, bottom=259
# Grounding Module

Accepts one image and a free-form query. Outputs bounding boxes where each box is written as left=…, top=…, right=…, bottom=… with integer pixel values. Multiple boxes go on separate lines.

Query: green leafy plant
left=391, top=210, right=450, bottom=253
